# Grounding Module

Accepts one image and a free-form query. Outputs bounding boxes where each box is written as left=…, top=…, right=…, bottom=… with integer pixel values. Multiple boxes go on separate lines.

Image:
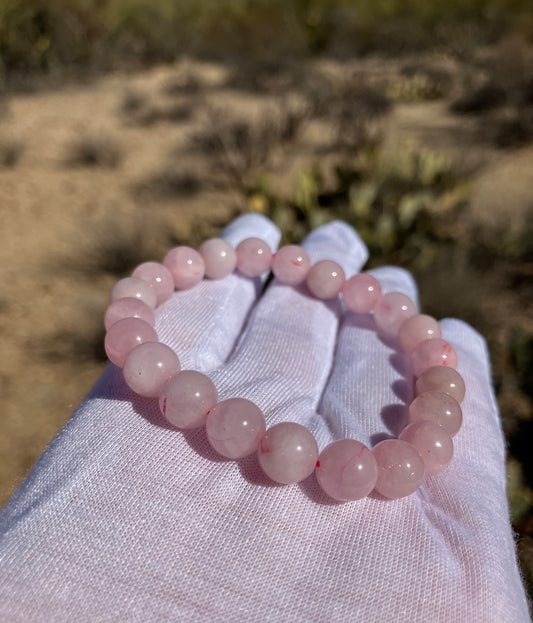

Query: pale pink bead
left=159, top=370, right=218, bottom=429
left=123, top=342, right=180, bottom=398
left=342, top=273, right=382, bottom=314
left=110, top=277, right=157, bottom=310
left=131, top=261, right=174, bottom=305
left=408, top=391, right=463, bottom=436
left=373, top=292, right=416, bottom=335
left=411, top=338, right=458, bottom=377
left=236, top=237, right=273, bottom=277
left=206, top=398, right=266, bottom=459
left=398, top=314, right=441, bottom=354
left=162, top=246, right=205, bottom=290
left=306, top=260, right=345, bottom=300
left=198, top=238, right=237, bottom=279
left=271, top=245, right=311, bottom=285
left=415, top=366, right=466, bottom=403
left=104, top=297, right=155, bottom=331
left=257, top=422, right=318, bottom=485
left=104, top=318, right=158, bottom=368
left=315, top=439, right=378, bottom=501
left=399, top=421, right=454, bottom=476
left=372, top=439, right=424, bottom=499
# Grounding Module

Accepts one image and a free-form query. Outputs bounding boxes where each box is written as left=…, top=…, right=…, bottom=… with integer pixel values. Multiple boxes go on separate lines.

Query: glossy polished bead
left=415, top=366, right=466, bottom=403
left=342, top=273, right=382, bottom=314
left=159, top=370, right=218, bottom=429
left=258, top=422, right=319, bottom=485
left=399, top=421, right=453, bottom=476
left=372, top=439, right=424, bottom=499
left=206, top=398, right=266, bottom=459
left=104, top=297, right=155, bottom=331
left=163, top=246, right=205, bottom=290
left=198, top=238, right=237, bottom=279
left=104, top=317, right=158, bottom=368
left=411, top=338, right=458, bottom=377
left=132, top=261, right=174, bottom=305
left=236, top=237, right=273, bottom=277
left=373, top=292, right=416, bottom=335
left=271, top=245, right=311, bottom=285
left=306, top=260, right=345, bottom=300
left=315, top=439, right=378, bottom=501
left=408, top=391, right=463, bottom=436
left=398, top=314, right=441, bottom=354
left=110, top=277, right=157, bottom=310
left=123, top=342, right=180, bottom=398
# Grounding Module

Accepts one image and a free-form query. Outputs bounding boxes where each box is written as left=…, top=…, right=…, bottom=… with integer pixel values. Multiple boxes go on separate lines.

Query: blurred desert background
left=1, top=0, right=533, bottom=597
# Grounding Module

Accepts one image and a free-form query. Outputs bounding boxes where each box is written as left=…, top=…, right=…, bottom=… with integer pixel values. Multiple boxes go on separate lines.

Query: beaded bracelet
left=103, top=236, right=465, bottom=501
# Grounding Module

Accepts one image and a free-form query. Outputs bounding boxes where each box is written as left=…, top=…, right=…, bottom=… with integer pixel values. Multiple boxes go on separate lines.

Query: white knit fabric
left=0, top=214, right=530, bottom=622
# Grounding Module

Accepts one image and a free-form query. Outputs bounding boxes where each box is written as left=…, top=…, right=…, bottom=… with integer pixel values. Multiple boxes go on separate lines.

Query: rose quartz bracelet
left=104, top=237, right=465, bottom=502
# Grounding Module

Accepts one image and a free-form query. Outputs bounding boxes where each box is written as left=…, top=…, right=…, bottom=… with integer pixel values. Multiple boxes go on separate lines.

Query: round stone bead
left=415, top=366, right=466, bottom=404
left=373, top=292, right=416, bottom=336
left=104, top=318, right=158, bottom=368
left=236, top=237, right=273, bottom=277
left=131, top=261, right=174, bottom=305
left=342, top=273, right=382, bottom=314
left=198, top=238, right=237, bottom=279
left=398, top=314, right=442, bottom=354
left=206, top=398, right=266, bottom=459
left=315, top=439, right=378, bottom=501
left=110, top=277, right=157, bottom=310
left=271, top=245, right=311, bottom=285
left=257, top=422, right=319, bottom=485
left=104, top=297, right=155, bottom=331
left=399, top=421, right=454, bottom=476
left=123, top=342, right=180, bottom=398
left=306, top=260, right=346, bottom=300
left=372, top=439, right=424, bottom=499
left=411, top=338, right=458, bottom=377
left=408, top=391, right=463, bottom=436
left=163, top=246, right=205, bottom=290
left=159, top=370, right=218, bottom=429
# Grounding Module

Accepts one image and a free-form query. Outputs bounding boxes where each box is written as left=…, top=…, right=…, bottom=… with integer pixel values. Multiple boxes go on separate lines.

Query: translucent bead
left=342, top=273, right=382, bottom=314
left=415, top=366, right=466, bottom=404
left=236, top=237, right=273, bottom=277
left=398, top=314, right=441, bottom=354
left=257, top=422, right=318, bottom=485
left=271, top=245, right=311, bottom=285
left=206, top=398, right=266, bottom=459
left=408, top=391, right=463, bottom=436
left=306, top=260, right=345, bottom=300
left=399, top=421, right=454, bottom=476
left=163, top=246, right=205, bottom=290
left=123, top=342, right=180, bottom=398
left=198, top=238, right=237, bottom=279
left=104, top=318, right=158, bottom=368
left=411, top=338, right=458, bottom=377
left=132, top=261, right=174, bottom=305
left=372, top=439, right=424, bottom=499
left=159, top=370, right=218, bottom=429
left=315, top=439, right=378, bottom=501
left=373, top=292, right=416, bottom=335
left=110, top=277, right=157, bottom=310
left=104, top=297, right=155, bottom=331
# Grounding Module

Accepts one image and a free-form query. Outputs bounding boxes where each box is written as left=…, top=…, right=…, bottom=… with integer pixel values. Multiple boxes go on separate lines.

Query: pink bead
left=131, top=262, right=174, bottom=305
left=271, top=245, right=311, bottom=285
left=206, top=398, right=266, bottom=459
left=373, top=292, right=416, bottom=335
left=415, top=366, right=466, bottom=403
left=163, top=246, right=205, bottom=290
left=372, top=439, right=424, bottom=499
left=104, top=297, right=155, bottom=331
left=123, top=342, right=180, bottom=398
left=104, top=318, right=158, bottom=368
left=315, top=439, right=378, bottom=501
left=342, top=273, right=382, bottom=314
left=257, top=422, right=319, bottom=485
left=198, top=238, right=237, bottom=279
left=159, top=370, right=218, bottom=429
left=398, top=314, right=441, bottom=354
left=306, top=260, right=345, bottom=300
left=110, top=277, right=157, bottom=310
left=399, top=421, right=454, bottom=476
left=408, top=391, right=463, bottom=436
left=411, top=338, right=458, bottom=377
left=236, top=237, right=273, bottom=277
